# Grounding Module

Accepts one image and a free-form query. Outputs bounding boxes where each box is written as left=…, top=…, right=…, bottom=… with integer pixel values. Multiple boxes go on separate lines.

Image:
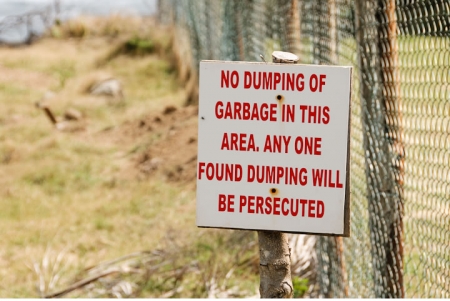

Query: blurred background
left=1, top=0, right=448, bottom=298
left=0, top=0, right=156, bottom=44
left=0, top=0, right=268, bottom=298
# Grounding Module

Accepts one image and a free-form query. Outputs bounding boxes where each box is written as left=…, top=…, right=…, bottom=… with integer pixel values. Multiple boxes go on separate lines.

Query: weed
left=48, top=60, right=76, bottom=89
left=124, top=37, right=155, bottom=55
left=292, top=276, right=309, bottom=298
left=94, top=218, right=114, bottom=231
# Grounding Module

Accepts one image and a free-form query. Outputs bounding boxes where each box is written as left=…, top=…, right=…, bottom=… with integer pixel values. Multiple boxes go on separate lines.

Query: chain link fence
left=158, top=0, right=450, bottom=297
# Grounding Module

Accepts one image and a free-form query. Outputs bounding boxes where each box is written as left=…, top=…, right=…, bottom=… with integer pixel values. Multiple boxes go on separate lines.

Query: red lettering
left=262, top=72, right=272, bottom=89
left=239, top=195, right=246, bottom=213
left=248, top=196, right=255, bottom=213
left=206, top=163, right=214, bottom=180
left=336, top=170, right=344, bottom=188
left=314, top=138, right=322, bottom=155
left=234, top=102, right=242, bottom=119
left=213, top=101, right=278, bottom=122
left=312, top=169, right=324, bottom=186
left=265, top=197, right=272, bottom=214
left=253, top=72, right=261, bottom=89
left=230, top=70, right=239, bottom=88
left=308, top=200, right=316, bottom=217
left=319, top=74, right=326, bottom=92
left=221, top=70, right=230, bottom=88
left=247, top=165, right=255, bottom=182
left=218, top=194, right=226, bottom=212
left=242, top=102, right=250, bottom=120
left=286, top=73, right=295, bottom=91
left=294, top=136, right=322, bottom=155
left=231, top=133, right=238, bottom=150
left=273, top=72, right=281, bottom=89
left=234, top=196, right=325, bottom=218
left=296, top=73, right=304, bottom=91
left=224, top=103, right=232, bottom=118
left=244, top=71, right=251, bottom=89
left=239, top=133, right=247, bottom=151
left=299, top=105, right=307, bottom=122
left=220, top=133, right=229, bottom=150
left=270, top=104, right=277, bottom=121
left=310, top=74, right=318, bottom=92
left=273, top=197, right=281, bottom=215
left=300, top=199, right=307, bottom=216
left=198, top=162, right=205, bottom=179
left=215, top=101, right=223, bottom=119
left=317, top=200, right=324, bottom=218
left=328, top=169, right=336, bottom=188
left=256, top=196, right=264, bottom=214
left=323, top=106, right=330, bottom=124
left=281, top=198, right=289, bottom=216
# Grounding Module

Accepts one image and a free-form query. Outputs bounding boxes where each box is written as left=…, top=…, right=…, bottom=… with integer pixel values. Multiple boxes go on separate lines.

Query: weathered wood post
left=257, top=51, right=299, bottom=299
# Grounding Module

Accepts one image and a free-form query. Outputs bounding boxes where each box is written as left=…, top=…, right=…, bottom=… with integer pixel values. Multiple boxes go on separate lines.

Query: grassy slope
left=0, top=19, right=259, bottom=297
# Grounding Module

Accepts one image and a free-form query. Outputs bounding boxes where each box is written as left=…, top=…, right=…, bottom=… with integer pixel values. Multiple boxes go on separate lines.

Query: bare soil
left=124, top=104, right=199, bottom=186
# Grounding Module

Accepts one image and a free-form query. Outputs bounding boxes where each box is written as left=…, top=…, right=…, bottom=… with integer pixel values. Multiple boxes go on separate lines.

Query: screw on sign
left=196, top=51, right=352, bottom=298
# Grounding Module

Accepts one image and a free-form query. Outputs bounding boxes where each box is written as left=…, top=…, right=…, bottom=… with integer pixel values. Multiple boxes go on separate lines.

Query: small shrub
left=49, top=61, right=76, bottom=89
left=124, top=37, right=155, bottom=55
left=62, top=19, right=89, bottom=38
left=292, top=276, right=309, bottom=298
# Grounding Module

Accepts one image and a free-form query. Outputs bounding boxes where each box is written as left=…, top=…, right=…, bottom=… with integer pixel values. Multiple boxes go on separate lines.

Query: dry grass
left=0, top=16, right=266, bottom=298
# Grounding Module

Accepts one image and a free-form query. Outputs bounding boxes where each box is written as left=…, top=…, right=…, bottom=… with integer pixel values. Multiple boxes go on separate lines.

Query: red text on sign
left=221, top=132, right=258, bottom=152
left=218, top=194, right=235, bottom=212
left=309, top=74, right=326, bottom=92
left=294, top=136, right=322, bottom=155
left=215, top=101, right=277, bottom=121
left=243, top=71, right=305, bottom=91
left=299, top=105, right=330, bottom=124
left=263, top=135, right=291, bottom=153
left=198, top=162, right=243, bottom=181
left=221, top=70, right=239, bottom=88
left=247, top=165, right=308, bottom=186
left=239, top=195, right=324, bottom=218
left=311, top=169, right=344, bottom=188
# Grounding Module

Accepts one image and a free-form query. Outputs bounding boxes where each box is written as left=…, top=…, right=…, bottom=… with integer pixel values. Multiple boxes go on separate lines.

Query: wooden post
left=35, top=102, right=58, bottom=126
left=287, top=0, right=301, bottom=56
left=257, top=51, right=298, bottom=299
left=328, top=0, right=338, bottom=65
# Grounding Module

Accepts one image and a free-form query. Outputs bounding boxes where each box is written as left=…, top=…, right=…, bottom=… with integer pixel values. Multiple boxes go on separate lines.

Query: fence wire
left=158, top=0, right=450, bottom=297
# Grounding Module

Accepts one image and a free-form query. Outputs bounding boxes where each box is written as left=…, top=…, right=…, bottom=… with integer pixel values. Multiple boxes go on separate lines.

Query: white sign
left=196, top=61, right=351, bottom=236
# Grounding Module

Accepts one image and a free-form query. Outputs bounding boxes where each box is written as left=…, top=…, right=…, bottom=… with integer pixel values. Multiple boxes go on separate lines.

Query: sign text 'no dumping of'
left=197, top=61, right=352, bottom=236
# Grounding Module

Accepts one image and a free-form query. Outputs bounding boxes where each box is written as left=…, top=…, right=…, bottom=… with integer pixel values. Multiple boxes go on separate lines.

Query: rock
left=64, top=108, right=83, bottom=121
left=140, top=157, right=164, bottom=174
left=163, top=105, right=177, bottom=115
left=42, top=90, right=56, bottom=101
left=89, top=78, right=123, bottom=98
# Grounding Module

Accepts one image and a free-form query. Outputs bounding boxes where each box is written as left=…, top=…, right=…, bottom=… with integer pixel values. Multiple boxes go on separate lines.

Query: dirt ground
left=122, top=104, right=199, bottom=186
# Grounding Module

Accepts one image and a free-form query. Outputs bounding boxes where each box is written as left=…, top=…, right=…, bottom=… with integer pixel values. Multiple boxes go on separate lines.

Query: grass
left=0, top=16, right=262, bottom=297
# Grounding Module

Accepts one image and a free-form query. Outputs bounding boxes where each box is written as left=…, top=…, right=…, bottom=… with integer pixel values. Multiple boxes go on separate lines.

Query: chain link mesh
left=158, top=0, right=450, bottom=297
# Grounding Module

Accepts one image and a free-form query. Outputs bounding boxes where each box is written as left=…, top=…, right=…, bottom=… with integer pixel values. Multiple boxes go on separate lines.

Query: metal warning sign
left=196, top=60, right=352, bottom=236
